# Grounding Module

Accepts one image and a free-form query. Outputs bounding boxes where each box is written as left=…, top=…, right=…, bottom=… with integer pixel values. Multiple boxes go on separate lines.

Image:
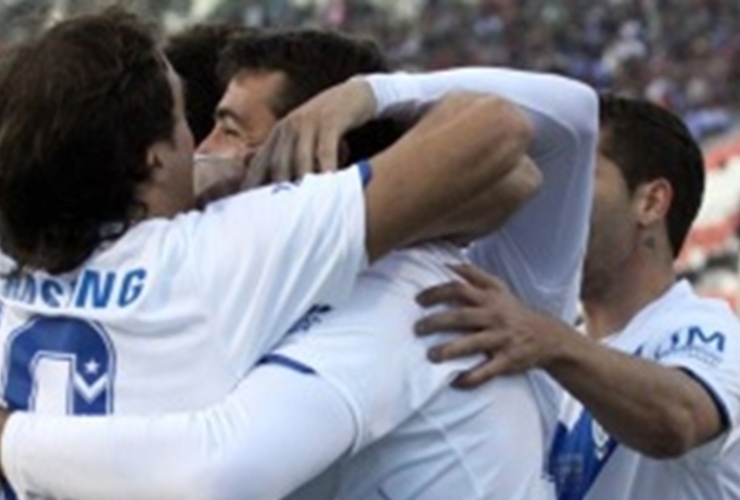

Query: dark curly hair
left=0, top=7, right=175, bottom=273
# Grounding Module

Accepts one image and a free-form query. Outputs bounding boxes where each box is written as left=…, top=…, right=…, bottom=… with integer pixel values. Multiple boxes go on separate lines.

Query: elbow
left=477, top=96, right=534, bottom=164
left=570, top=81, right=599, bottom=144
left=500, top=97, right=535, bottom=157
left=633, top=409, right=701, bottom=460
left=514, top=157, right=543, bottom=202
left=640, top=435, right=692, bottom=460
left=548, top=75, right=599, bottom=144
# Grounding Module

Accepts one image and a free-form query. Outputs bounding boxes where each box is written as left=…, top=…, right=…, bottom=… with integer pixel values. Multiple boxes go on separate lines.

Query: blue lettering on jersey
left=119, top=269, right=147, bottom=307
left=4, top=275, right=36, bottom=304
left=653, top=326, right=725, bottom=366
left=287, top=305, right=333, bottom=335
left=2, top=268, right=148, bottom=309
left=40, top=279, right=65, bottom=308
left=547, top=411, right=618, bottom=500
left=75, top=270, right=116, bottom=308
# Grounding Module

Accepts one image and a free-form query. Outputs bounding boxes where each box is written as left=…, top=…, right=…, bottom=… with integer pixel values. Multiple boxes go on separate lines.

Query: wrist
left=536, top=315, right=583, bottom=372
left=359, top=73, right=424, bottom=119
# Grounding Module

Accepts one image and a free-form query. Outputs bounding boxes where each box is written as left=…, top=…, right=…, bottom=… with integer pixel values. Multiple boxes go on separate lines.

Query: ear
left=146, top=141, right=166, bottom=173
left=633, top=178, right=673, bottom=228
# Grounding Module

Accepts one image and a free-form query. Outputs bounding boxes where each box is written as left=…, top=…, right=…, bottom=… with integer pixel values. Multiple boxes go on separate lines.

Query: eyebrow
left=215, top=107, right=247, bottom=128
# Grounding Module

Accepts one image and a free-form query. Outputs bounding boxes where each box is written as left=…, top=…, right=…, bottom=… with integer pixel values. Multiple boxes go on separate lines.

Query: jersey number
left=0, top=317, right=115, bottom=499
left=2, top=317, right=115, bottom=415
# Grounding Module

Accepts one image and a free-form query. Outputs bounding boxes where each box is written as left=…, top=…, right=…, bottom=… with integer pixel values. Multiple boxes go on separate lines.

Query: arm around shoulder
left=364, top=92, right=533, bottom=261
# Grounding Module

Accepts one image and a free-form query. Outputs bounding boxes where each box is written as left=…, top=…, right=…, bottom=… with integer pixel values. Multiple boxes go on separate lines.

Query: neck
left=583, top=243, right=675, bottom=341
left=138, top=186, right=191, bottom=221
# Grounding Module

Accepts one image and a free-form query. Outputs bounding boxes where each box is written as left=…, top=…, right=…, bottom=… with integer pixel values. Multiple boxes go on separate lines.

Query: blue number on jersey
left=1, top=317, right=115, bottom=498
left=2, top=316, right=115, bottom=414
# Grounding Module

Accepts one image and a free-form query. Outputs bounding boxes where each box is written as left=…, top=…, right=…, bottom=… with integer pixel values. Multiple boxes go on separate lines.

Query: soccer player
left=415, top=95, right=740, bottom=500
left=0, top=30, right=597, bottom=499
left=0, top=9, right=536, bottom=499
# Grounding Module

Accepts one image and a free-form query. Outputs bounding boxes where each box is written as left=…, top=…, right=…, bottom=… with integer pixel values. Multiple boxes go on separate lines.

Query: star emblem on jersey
left=84, top=358, right=100, bottom=375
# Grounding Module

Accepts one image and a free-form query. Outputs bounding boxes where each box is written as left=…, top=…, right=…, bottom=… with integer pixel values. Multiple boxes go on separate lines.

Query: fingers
left=428, top=331, right=508, bottom=363
left=243, top=134, right=276, bottom=188
left=453, top=356, right=512, bottom=389
left=243, top=119, right=341, bottom=187
left=416, top=280, right=485, bottom=308
left=415, top=308, right=496, bottom=336
left=242, top=80, right=375, bottom=185
left=316, top=126, right=341, bottom=173
left=270, top=126, right=297, bottom=184
left=448, top=263, right=506, bottom=291
left=295, top=123, right=318, bottom=179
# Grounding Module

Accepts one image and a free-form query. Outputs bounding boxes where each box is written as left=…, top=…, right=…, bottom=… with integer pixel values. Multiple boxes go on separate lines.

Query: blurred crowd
left=2, top=0, right=740, bottom=140
left=173, top=0, right=740, bottom=141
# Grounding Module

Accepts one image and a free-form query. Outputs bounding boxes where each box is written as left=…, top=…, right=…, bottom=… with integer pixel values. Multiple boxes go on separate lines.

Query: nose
left=195, top=131, right=217, bottom=156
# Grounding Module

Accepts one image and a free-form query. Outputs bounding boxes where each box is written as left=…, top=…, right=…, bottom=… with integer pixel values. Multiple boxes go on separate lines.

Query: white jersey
left=0, top=167, right=367, bottom=495
left=272, top=244, right=550, bottom=500
left=548, top=281, right=740, bottom=500
left=281, top=68, right=597, bottom=500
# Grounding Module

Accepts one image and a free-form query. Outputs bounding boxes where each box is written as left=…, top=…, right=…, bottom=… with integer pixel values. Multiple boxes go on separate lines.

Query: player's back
left=278, top=243, right=553, bottom=500
left=335, top=370, right=553, bottom=499
left=0, top=170, right=367, bottom=417
left=0, top=219, right=234, bottom=415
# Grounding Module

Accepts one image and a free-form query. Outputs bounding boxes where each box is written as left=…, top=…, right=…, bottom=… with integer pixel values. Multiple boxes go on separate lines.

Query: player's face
left=197, top=71, right=284, bottom=161
left=581, top=134, right=639, bottom=300
left=194, top=71, right=284, bottom=195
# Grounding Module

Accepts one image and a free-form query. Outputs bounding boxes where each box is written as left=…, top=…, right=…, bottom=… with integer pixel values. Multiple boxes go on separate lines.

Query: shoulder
left=637, top=285, right=740, bottom=365
left=364, top=243, right=465, bottom=291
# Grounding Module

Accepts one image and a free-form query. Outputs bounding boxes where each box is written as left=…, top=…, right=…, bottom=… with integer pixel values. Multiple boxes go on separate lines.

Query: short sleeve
left=643, top=307, right=740, bottom=431
left=185, top=166, right=368, bottom=375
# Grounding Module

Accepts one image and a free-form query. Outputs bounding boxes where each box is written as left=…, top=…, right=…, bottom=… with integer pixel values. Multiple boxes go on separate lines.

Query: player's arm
left=357, top=67, right=597, bottom=321
left=361, top=91, right=531, bottom=258
left=416, top=265, right=739, bottom=459
left=246, top=81, right=533, bottom=262
left=0, top=365, right=356, bottom=500
left=415, top=157, right=542, bottom=244
left=194, top=88, right=531, bottom=371
left=541, top=325, right=728, bottom=458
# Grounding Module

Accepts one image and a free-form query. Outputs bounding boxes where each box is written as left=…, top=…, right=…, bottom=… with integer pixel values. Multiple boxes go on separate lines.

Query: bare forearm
left=413, top=157, right=541, bottom=244
left=366, top=93, right=531, bottom=260
left=546, top=324, right=722, bottom=458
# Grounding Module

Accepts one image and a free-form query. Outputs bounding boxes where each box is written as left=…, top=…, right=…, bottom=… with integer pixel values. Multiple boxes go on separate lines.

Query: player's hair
left=218, top=28, right=404, bottom=164
left=0, top=7, right=175, bottom=273
left=599, top=94, right=705, bottom=257
left=165, top=23, right=252, bottom=144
